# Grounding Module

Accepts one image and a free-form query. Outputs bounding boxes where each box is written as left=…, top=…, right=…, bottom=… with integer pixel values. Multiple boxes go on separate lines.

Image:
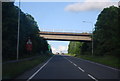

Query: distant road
left=17, top=55, right=119, bottom=81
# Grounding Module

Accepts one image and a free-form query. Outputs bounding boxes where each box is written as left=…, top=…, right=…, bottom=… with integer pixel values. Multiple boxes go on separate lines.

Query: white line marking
left=63, top=57, right=67, bottom=60
left=68, top=60, right=71, bottom=62
left=88, top=74, right=98, bottom=81
left=73, top=63, right=77, bottom=66
left=78, top=67, right=85, bottom=72
left=73, top=57, right=120, bottom=71
left=68, top=60, right=73, bottom=63
left=68, top=60, right=72, bottom=63
left=27, top=55, right=55, bottom=81
left=64, top=57, right=73, bottom=63
left=64, top=57, right=85, bottom=73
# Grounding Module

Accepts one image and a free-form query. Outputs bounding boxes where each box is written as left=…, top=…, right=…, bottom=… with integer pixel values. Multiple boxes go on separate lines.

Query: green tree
left=94, top=6, right=119, bottom=56
left=68, top=41, right=83, bottom=55
left=68, top=6, right=119, bottom=57
left=2, top=2, right=49, bottom=61
left=81, top=42, right=91, bottom=55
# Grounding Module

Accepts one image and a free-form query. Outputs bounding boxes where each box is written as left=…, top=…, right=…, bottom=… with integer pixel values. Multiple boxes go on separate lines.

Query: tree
left=2, top=2, right=49, bottom=60
left=81, top=42, right=91, bottom=55
left=68, top=41, right=83, bottom=55
left=94, top=6, right=119, bottom=56
left=68, top=6, right=120, bottom=57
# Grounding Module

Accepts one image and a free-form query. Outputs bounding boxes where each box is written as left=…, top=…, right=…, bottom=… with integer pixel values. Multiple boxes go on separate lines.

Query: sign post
left=48, top=44, right=51, bottom=51
left=26, top=38, right=32, bottom=53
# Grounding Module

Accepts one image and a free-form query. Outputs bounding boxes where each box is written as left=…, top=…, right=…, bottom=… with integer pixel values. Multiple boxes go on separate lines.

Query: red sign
left=26, top=38, right=32, bottom=51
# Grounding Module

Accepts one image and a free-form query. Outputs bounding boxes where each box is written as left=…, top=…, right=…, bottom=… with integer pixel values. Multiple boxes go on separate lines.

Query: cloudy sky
left=14, top=0, right=119, bottom=54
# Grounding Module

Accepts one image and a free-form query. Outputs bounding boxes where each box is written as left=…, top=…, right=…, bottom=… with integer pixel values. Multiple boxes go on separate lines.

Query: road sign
left=48, top=44, right=51, bottom=51
left=26, top=38, right=32, bottom=51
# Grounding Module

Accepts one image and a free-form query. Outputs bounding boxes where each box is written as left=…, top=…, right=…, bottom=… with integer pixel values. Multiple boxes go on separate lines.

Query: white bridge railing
left=40, top=28, right=92, bottom=33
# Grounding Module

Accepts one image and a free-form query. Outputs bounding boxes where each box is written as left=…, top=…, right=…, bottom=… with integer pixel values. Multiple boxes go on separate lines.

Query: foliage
left=68, top=6, right=119, bottom=57
left=94, top=6, right=119, bottom=56
left=3, top=54, right=52, bottom=79
left=76, top=55, right=119, bottom=69
left=68, top=41, right=83, bottom=56
left=81, top=42, right=91, bottom=55
left=2, top=2, right=49, bottom=61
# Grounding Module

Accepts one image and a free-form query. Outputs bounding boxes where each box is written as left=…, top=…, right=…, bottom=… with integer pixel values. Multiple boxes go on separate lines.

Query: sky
left=14, top=0, right=119, bottom=54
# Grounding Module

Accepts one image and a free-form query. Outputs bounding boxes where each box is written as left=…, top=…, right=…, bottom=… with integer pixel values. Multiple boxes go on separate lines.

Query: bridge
left=39, top=31, right=92, bottom=42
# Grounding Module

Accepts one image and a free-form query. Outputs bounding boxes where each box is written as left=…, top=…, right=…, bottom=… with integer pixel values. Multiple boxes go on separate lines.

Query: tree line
left=2, top=2, right=49, bottom=61
left=68, top=6, right=119, bottom=57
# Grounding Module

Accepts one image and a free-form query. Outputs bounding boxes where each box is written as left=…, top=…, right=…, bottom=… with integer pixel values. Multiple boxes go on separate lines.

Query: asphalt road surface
left=17, top=55, right=120, bottom=81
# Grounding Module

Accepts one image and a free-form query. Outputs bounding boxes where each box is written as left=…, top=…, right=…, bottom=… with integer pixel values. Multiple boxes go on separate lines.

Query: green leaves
left=68, top=6, right=120, bottom=57
left=68, top=41, right=83, bottom=55
left=94, top=6, right=119, bottom=56
left=2, top=2, right=49, bottom=61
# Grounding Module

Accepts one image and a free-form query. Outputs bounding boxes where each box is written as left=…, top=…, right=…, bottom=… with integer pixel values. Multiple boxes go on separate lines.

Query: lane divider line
left=64, top=57, right=85, bottom=72
left=64, top=57, right=73, bottom=64
left=64, top=56, right=98, bottom=81
left=73, top=56, right=120, bottom=71
left=88, top=74, right=98, bottom=81
left=78, top=67, right=85, bottom=72
left=27, top=55, right=55, bottom=81
left=73, top=63, right=77, bottom=66
left=68, top=60, right=73, bottom=64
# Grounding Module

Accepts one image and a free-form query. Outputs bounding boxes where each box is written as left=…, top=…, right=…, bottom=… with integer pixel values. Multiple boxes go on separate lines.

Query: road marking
left=88, top=74, right=98, bottom=81
left=73, top=57, right=120, bottom=71
left=64, top=57, right=73, bottom=64
left=73, top=63, right=77, bottom=66
left=64, top=57, right=85, bottom=73
left=64, top=56, right=98, bottom=81
left=27, top=55, right=55, bottom=81
left=78, top=67, right=85, bottom=72
left=68, top=60, right=73, bottom=64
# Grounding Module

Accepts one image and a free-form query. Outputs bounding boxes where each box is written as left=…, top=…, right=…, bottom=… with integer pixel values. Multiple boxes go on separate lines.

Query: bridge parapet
left=40, top=29, right=92, bottom=33
left=39, top=31, right=92, bottom=42
left=39, top=31, right=91, bottom=36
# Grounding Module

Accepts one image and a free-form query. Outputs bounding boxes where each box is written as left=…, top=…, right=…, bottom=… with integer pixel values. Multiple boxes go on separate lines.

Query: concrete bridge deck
left=39, top=31, right=91, bottom=36
left=39, top=31, right=92, bottom=42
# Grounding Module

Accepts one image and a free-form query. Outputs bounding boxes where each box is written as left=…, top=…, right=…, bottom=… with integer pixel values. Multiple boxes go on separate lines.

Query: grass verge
left=64, top=53, right=76, bottom=57
left=3, top=54, right=53, bottom=79
left=76, top=55, right=120, bottom=69
left=65, top=54, right=119, bottom=69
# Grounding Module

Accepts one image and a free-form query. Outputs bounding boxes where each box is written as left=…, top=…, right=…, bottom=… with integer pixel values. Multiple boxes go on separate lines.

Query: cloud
left=64, top=0, right=118, bottom=12
left=51, top=45, right=68, bottom=54
left=51, top=47, right=57, bottom=54
left=58, top=46, right=68, bottom=53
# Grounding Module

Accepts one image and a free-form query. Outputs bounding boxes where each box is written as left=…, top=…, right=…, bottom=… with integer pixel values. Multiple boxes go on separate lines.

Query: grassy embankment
left=65, top=54, right=120, bottom=69
left=64, top=53, right=76, bottom=57
left=3, top=54, right=53, bottom=79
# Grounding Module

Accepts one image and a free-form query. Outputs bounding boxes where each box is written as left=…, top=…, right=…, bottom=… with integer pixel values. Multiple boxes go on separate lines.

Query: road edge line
left=27, top=55, right=55, bottom=81
left=73, top=56, right=120, bottom=71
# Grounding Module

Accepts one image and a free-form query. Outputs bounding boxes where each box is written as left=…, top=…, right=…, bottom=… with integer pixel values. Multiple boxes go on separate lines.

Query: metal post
left=118, top=1, right=120, bottom=8
left=91, top=23, right=94, bottom=56
left=17, top=0, right=21, bottom=61
left=83, top=21, right=94, bottom=56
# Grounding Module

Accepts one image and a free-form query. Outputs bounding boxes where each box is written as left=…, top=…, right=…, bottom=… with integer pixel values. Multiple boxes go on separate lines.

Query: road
left=17, top=55, right=120, bottom=81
